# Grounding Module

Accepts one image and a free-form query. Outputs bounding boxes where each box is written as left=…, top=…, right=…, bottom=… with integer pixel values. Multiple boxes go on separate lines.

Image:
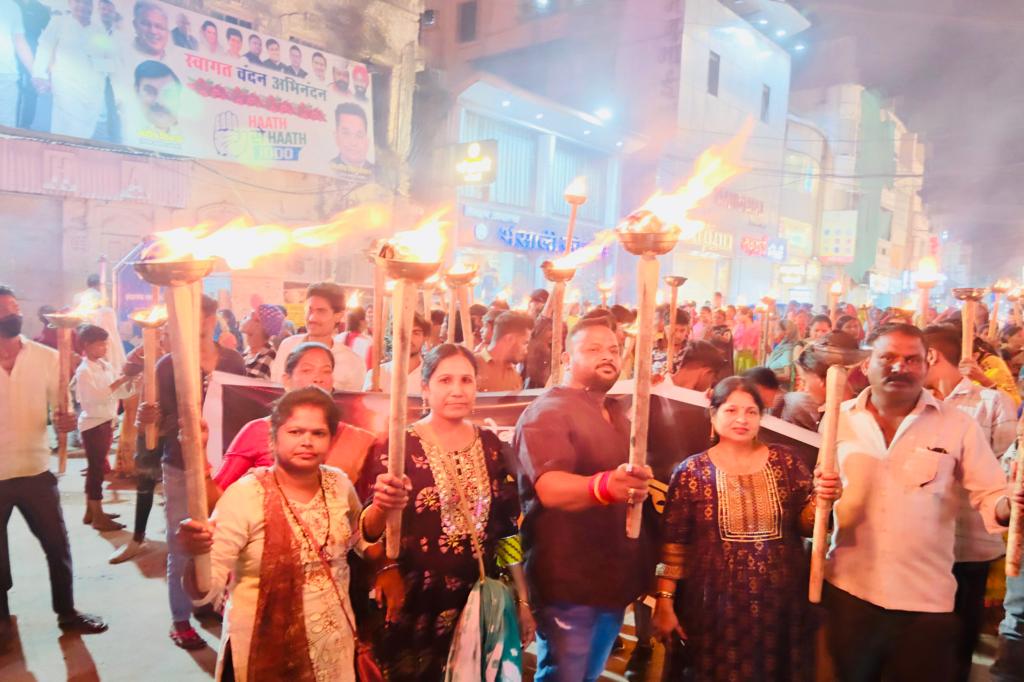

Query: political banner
left=4, top=0, right=374, bottom=183
left=204, top=373, right=821, bottom=493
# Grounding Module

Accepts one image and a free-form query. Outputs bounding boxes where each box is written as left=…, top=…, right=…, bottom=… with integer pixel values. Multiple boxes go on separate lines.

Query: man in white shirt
left=824, top=323, right=1018, bottom=682
left=0, top=285, right=108, bottom=646
left=923, top=323, right=1018, bottom=681
left=0, top=0, right=33, bottom=128
left=270, top=282, right=363, bottom=391
left=364, top=313, right=429, bottom=395
left=32, top=0, right=112, bottom=138
left=339, top=307, right=372, bottom=369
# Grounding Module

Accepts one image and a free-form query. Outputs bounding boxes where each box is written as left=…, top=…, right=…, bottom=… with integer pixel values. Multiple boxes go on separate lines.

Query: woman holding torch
left=357, top=343, right=534, bottom=681
left=652, top=376, right=842, bottom=681
left=177, top=386, right=411, bottom=682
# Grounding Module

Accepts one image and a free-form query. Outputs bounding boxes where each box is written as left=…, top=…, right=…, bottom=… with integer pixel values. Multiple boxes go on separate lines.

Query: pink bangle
left=598, top=471, right=613, bottom=504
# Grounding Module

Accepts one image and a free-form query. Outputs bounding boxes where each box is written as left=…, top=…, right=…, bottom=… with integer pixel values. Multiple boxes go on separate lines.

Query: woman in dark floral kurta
left=652, top=376, right=839, bottom=682
left=357, top=344, right=529, bottom=681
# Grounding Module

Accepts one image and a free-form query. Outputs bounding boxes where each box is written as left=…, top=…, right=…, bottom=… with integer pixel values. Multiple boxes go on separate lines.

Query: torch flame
left=517, top=294, right=531, bottom=311
left=146, top=204, right=391, bottom=270
left=597, top=280, right=614, bottom=293
left=346, top=291, right=361, bottom=309
left=447, top=261, right=478, bottom=277
left=129, top=304, right=168, bottom=325
left=993, top=278, right=1014, bottom=293
left=383, top=208, right=451, bottom=264
left=564, top=176, right=588, bottom=203
left=548, top=230, right=618, bottom=270
left=829, top=280, right=843, bottom=295
left=496, top=287, right=512, bottom=301
left=619, top=120, right=752, bottom=238
left=656, top=289, right=666, bottom=306
left=915, top=257, right=939, bottom=286
left=66, top=298, right=101, bottom=318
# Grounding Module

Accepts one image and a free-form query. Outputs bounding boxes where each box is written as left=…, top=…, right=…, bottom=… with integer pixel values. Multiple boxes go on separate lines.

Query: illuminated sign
left=680, top=227, right=733, bottom=254
left=453, top=139, right=498, bottom=185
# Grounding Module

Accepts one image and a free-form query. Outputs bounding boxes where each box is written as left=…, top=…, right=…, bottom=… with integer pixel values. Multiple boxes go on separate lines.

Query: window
left=458, top=1, right=478, bottom=43
left=760, top=85, right=771, bottom=123
left=707, top=51, right=720, bottom=96
left=460, top=111, right=537, bottom=208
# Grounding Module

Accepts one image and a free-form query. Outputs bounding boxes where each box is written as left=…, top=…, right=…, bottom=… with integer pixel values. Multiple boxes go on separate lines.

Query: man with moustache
left=515, top=317, right=655, bottom=681
left=129, top=1, right=168, bottom=59
left=823, top=323, right=1020, bottom=682
left=0, top=285, right=109, bottom=650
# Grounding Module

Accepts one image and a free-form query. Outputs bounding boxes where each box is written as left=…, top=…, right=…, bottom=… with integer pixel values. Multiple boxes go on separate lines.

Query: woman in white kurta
left=178, top=385, right=410, bottom=682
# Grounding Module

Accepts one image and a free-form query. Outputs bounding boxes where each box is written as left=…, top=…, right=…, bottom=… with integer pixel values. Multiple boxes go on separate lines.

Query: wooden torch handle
left=385, top=279, right=417, bottom=559
left=1007, top=421, right=1024, bottom=577
left=626, top=255, right=659, bottom=539
left=56, top=326, right=71, bottom=474
left=143, top=327, right=158, bottom=450
left=809, top=364, right=848, bottom=603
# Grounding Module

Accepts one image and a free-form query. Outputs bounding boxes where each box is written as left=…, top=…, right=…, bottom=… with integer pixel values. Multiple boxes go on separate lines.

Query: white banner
left=5, top=0, right=375, bottom=182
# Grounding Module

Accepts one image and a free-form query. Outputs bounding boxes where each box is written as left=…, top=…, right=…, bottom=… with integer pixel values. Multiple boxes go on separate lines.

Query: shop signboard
left=452, top=140, right=498, bottom=186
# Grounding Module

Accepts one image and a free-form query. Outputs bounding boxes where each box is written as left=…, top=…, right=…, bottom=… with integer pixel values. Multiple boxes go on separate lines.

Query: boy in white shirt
left=73, top=325, right=131, bottom=531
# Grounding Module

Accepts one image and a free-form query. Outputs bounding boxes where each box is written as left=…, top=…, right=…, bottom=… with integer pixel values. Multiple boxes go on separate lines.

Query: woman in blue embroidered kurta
left=652, top=376, right=841, bottom=681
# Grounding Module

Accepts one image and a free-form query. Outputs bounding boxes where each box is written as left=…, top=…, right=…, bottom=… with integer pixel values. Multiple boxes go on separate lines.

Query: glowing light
left=145, top=204, right=391, bottom=270
left=501, top=99, right=512, bottom=108
left=618, top=120, right=752, bottom=239
left=548, top=230, right=618, bottom=270
left=346, top=291, right=361, bottom=308
left=597, top=280, right=614, bottom=294
left=129, top=304, right=168, bottom=326
left=595, top=107, right=613, bottom=121
left=829, top=280, right=843, bottom=296
left=446, top=261, right=479, bottom=277
left=794, top=43, right=806, bottom=51
left=915, top=257, right=939, bottom=287
left=656, top=289, right=666, bottom=305
left=564, top=176, right=588, bottom=204
left=775, top=29, right=787, bottom=37
left=993, top=278, right=1014, bottom=293
left=382, top=208, right=451, bottom=264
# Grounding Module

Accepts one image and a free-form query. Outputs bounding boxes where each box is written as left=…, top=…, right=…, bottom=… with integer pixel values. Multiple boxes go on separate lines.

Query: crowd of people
left=2, top=275, right=1024, bottom=682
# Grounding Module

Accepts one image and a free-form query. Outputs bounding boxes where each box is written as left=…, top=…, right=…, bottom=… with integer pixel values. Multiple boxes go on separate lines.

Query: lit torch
left=128, top=302, right=168, bottom=451
left=131, top=203, right=390, bottom=592
left=615, top=122, right=751, bottom=538
left=43, top=299, right=97, bottom=473
left=989, top=279, right=1013, bottom=342
left=953, top=288, right=987, bottom=361
left=540, top=260, right=577, bottom=386
left=444, top=262, right=478, bottom=348
left=1009, top=287, right=1023, bottom=327
left=663, top=276, right=688, bottom=376
left=597, top=280, right=614, bottom=308
left=1009, top=414, right=1024, bottom=577
left=759, top=296, right=776, bottom=365
left=376, top=210, right=448, bottom=559
left=828, top=280, right=843, bottom=323
left=914, top=257, right=939, bottom=328
left=562, top=176, right=588, bottom=255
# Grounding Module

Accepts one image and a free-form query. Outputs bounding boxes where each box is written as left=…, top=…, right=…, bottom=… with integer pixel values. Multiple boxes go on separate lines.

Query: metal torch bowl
left=540, top=261, right=577, bottom=283
left=383, top=259, right=442, bottom=283
left=444, top=267, right=479, bottom=288
left=952, top=287, right=987, bottom=302
left=663, top=275, right=688, bottom=288
left=42, top=312, right=86, bottom=329
left=616, top=229, right=680, bottom=257
left=133, top=259, right=215, bottom=287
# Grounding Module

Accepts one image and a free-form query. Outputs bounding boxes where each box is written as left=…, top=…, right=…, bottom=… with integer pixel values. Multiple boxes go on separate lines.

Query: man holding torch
left=822, top=323, right=1022, bottom=682
left=0, top=285, right=109, bottom=647
left=922, top=324, right=1017, bottom=682
left=514, top=318, right=654, bottom=681
left=138, top=294, right=245, bottom=650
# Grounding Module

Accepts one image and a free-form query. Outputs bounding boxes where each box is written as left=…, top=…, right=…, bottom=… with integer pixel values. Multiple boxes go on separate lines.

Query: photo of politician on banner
left=3, top=0, right=374, bottom=183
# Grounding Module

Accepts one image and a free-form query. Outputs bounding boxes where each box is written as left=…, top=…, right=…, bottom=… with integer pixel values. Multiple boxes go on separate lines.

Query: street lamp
left=989, top=279, right=1013, bottom=341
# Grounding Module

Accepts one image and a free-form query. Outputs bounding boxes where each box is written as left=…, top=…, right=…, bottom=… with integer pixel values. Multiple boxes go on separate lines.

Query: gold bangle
left=653, top=590, right=675, bottom=600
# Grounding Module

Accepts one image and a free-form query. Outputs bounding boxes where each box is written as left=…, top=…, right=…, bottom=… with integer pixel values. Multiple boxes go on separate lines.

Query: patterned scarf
left=246, top=468, right=317, bottom=682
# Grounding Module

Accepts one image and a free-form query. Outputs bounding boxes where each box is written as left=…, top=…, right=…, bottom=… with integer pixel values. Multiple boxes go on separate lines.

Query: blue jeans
left=162, top=464, right=193, bottom=623
left=534, top=603, right=625, bottom=682
left=992, top=572, right=1024, bottom=681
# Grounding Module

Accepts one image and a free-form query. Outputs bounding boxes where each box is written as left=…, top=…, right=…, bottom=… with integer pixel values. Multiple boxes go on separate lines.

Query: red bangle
left=590, top=473, right=610, bottom=505
left=598, top=471, right=613, bottom=504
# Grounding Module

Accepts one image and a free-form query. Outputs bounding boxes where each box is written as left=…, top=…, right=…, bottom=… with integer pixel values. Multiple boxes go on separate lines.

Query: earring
left=709, top=422, right=716, bottom=442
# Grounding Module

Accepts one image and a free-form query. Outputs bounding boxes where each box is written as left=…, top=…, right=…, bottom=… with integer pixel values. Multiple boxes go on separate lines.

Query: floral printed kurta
left=359, top=427, right=520, bottom=681
left=662, top=446, right=815, bottom=682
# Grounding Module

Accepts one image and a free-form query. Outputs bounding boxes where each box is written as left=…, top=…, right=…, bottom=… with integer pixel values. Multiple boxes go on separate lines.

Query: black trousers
left=824, top=583, right=960, bottom=682
left=952, top=561, right=992, bottom=682
left=0, top=471, right=74, bottom=619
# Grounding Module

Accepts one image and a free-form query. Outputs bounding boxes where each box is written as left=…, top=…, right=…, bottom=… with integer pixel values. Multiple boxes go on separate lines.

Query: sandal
left=169, top=626, right=206, bottom=650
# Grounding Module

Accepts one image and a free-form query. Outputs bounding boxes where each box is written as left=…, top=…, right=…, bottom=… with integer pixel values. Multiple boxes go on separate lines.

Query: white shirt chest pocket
left=901, top=446, right=955, bottom=493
